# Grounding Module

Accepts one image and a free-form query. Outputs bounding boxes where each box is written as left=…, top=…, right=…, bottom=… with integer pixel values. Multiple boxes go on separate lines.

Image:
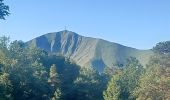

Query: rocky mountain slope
left=27, top=30, right=153, bottom=72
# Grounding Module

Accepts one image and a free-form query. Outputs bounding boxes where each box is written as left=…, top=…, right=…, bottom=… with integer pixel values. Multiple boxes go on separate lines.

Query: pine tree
left=103, top=70, right=122, bottom=100
left=0, top=73, right=13, bottom=100
left=51, top=88, right=61, bottom=100
left=48, top=64, right=59, bottom=87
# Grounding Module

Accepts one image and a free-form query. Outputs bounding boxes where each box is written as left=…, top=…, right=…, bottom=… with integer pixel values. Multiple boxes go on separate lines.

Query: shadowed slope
left=27, top=30, right=153, bottom=72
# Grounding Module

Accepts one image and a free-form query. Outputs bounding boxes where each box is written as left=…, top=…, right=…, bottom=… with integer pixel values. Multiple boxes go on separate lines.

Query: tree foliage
left=134, top=53, right=170, bottom=100
left=0, top=73, right=13, bottom=100
left=0, top=37, right=75, bottom=100
left=48, top=64, right=59, bottom=87
left=104, top=41, right=170, bottom=100
left=0, top=36, right=108, bottom=100
left=0, top=36, right=169, bottom=100
left=74, top=67, right=107, bottom=100
left=103, top=70, right=122, bottom=100
left=51, top=88, right=61, bottom=100
left=0, top=0, right=10, bottom=20
left=103, top=57, right=144, bottom=100
left=153, top=41, right=170, bottom=54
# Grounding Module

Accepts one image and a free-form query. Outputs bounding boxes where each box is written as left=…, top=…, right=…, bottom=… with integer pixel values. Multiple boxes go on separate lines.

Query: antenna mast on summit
left=64, top=25, right=69, bottom=33
left=63, top=26, right=68, bottom=34
left=65, top=25, right=69, bottom=30
left=65, top=26, right=67, bottom=30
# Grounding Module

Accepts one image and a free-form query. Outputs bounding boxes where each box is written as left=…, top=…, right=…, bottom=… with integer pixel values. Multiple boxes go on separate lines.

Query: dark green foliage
left=7, top=41, right=50, bottom=100
left=0, top=73, right=13, bottom=100
left=0, top=0, right=10, bottom=20
left=103, top=64, right=123, bottom=82
left=42, top=55, right=81, bottom=99
left=0, top=36, right=109, bottom=100
left=0, top=37, right=71, bottom=99
left=1, top=36, right=169, bottom=100
left=73, top=67, right=107, bottom=100
left=153, top=41, right=170, bottom=54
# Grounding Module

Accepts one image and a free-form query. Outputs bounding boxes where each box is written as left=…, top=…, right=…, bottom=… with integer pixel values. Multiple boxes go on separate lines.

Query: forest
left=0, top=37, right=169, bottom=100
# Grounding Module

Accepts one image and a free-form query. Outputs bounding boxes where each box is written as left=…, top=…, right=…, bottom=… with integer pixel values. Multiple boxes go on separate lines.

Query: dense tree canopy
left=0, top=36, right=169, bottom=100
left=103, top=57, right=144, bottom=100
left=103, top=70, right=122, bottom=100
left=0, top=36, right=108, bottom=100
left=134, top=48, right=170, bottom=100
left=153, top=41, right=170, bottom=54
left=74, top=67, right=107, bottom=100
left=104, top=41, right=170, bottom=100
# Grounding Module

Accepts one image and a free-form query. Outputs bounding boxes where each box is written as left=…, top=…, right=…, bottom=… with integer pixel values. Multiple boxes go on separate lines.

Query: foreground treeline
left=104, top=41, right=170, bottom=100
left=0, top=36, right=107, bottom=100
left=0, top=36, right=170, bottom=100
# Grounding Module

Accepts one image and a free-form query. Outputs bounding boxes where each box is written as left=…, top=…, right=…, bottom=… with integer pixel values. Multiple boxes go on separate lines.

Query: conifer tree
left=0, top=73, right=13, bottom=100
left=48, top=64, right=59, bottom=87
left=51, top=88, right=61, bottom=100
left=103, top=70, right=122, bottom=100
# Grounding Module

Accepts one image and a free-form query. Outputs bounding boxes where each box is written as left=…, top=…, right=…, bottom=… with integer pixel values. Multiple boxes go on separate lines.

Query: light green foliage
left=103, top=57, right=144, bottom=100
left=120, top=57, right=144, bottom=99
left=32, top=61, right=46, bottom=78
left=0, top=73, right=13, bottom=100
left=51, top=88, right=61, bottom=100
left=134, top=55, right=170, bottom=100
left=103, top=70, right=122, bottom=100
left=104, top=41, right=170, bottom=100
left=48, top=64, right=59, bottom=87
left=134, top=41, right=170, bottom=100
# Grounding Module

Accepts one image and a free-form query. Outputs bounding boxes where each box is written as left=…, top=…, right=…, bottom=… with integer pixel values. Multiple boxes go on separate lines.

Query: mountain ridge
left=27, top=30, right=153, bottom=72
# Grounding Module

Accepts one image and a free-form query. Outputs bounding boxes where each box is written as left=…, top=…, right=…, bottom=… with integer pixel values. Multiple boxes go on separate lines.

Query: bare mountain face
left=27, top=30, right=153, bottom=72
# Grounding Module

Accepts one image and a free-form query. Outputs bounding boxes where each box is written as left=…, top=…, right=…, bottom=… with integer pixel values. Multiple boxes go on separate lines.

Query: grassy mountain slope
left=27, top=30, right=153, bottom=72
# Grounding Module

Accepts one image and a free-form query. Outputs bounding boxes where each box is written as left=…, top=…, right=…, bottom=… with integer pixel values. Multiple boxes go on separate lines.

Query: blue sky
left=0, top=0, right=170, bottom=49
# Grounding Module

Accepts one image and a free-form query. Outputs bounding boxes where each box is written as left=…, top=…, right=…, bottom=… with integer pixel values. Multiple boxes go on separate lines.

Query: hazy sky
left=0, top=0, right=169, bottom=49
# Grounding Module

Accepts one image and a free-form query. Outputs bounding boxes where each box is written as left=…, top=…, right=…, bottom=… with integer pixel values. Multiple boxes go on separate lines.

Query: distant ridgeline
left=27, top=30, right=153, bottom=72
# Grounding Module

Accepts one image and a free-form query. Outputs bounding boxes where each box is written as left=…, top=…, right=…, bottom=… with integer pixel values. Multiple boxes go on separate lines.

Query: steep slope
left=27, top=30, right=153, bottom=72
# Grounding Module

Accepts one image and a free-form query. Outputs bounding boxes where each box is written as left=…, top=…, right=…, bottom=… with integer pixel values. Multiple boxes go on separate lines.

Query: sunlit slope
left=27, top=30, right=153, bottom=72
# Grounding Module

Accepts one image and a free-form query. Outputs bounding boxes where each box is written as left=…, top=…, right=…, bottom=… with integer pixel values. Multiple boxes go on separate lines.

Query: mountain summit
left=27, top=30, right=153, bottom=72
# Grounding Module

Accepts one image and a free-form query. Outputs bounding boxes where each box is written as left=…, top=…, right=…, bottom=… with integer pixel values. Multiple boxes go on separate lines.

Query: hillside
left=27, top=30, right=153, bottom=72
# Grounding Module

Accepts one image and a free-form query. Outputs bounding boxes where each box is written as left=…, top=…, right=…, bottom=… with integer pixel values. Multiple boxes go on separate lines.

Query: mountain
left=27, top=30, right=153, bottom=72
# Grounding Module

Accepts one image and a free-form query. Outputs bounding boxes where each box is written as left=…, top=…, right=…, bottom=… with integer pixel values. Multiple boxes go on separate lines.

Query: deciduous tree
left=0, top=0, right=10, bottom=20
